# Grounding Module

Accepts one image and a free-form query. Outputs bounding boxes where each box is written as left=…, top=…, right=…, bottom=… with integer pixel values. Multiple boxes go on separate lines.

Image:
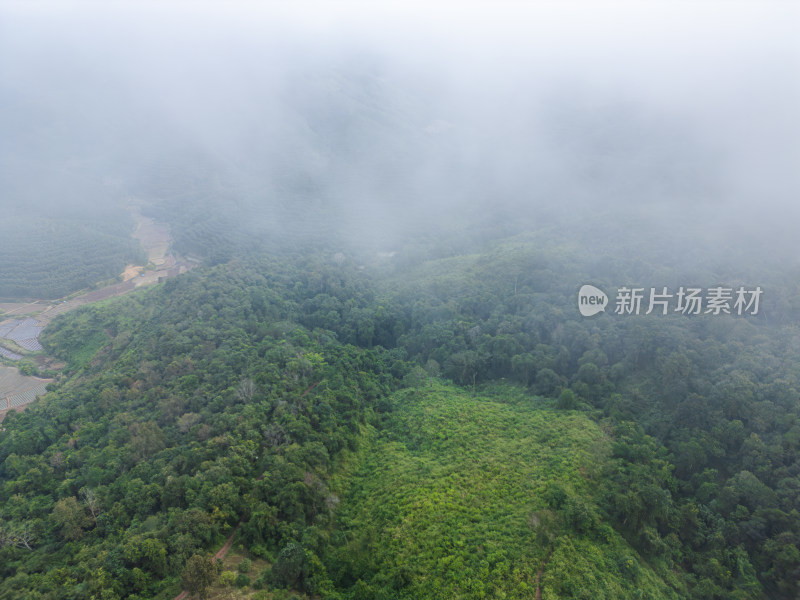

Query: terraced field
left=0, top=366, right=52, bottom=421
left=0, top=208, right=192, bottom=418
left=0, top=317, right=44, bottom=351
left=0, top=347, right=22, bottom=360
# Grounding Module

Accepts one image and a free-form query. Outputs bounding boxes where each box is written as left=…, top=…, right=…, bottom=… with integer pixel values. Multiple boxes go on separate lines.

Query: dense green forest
left=1, top=232, right=799, bottom=598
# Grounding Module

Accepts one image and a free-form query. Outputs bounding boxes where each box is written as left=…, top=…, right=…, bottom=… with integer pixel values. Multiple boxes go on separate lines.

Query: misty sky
left=0, top=1, right=798, bottom=254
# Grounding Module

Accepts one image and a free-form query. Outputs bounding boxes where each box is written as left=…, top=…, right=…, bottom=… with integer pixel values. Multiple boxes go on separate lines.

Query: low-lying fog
left=1, top=1, right=797, bottom=263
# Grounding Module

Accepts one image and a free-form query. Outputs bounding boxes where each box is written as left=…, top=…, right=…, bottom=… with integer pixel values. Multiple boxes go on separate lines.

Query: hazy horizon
left=1, top=1, right=798, bottom=261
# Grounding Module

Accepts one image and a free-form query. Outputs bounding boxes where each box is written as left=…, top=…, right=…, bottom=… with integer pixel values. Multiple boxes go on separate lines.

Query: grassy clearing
left=193, top=549, right=272, bottom=600
left=327, top=382, right=679, bottom=599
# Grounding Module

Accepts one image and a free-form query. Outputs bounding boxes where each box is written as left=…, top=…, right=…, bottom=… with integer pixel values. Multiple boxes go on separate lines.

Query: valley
left=0, top=207, right=193, bottom=422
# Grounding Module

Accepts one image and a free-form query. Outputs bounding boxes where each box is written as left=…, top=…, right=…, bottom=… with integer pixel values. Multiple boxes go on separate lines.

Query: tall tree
left=181, top=554, right=218, bottom=600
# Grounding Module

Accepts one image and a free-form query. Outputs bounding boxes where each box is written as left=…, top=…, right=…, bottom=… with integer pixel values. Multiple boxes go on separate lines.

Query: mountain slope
left=329, top=383, right=684, bottom=599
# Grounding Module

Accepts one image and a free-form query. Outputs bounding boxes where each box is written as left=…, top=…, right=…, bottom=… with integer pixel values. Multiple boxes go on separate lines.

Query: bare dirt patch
left=121, top=264, right=144, bottom=281
left=33, top=355, right=66, bottom=372
left=35, top=280, right=136, bottom=326
left=131, top=209, right=172, bottom=267
left=0, top=302, right=44, bottom=317
left=121, top=207, right=193, bottom=289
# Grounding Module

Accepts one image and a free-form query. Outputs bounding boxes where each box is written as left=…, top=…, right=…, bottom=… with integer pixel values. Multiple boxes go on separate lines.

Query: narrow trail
left=300, top=380, right=322, bottom=398
left=171, top=522, right=242, bottom=600
left=214, top=523, right=241, bottom=560
left=535, top=547, right=554, bottom=600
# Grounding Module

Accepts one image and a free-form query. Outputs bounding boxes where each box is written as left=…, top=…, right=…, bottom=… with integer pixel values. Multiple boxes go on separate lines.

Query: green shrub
left=220, top=570, right=236, bottom=587
left=238, top=558, right=252, bottom=573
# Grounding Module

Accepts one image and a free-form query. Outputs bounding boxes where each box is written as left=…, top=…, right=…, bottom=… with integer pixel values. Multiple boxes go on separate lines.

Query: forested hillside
left=1, top=3, right=798, bottom=599
left=1, top=239, right=799, bottom=598
left=1, top=260, right=401, bottom=599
